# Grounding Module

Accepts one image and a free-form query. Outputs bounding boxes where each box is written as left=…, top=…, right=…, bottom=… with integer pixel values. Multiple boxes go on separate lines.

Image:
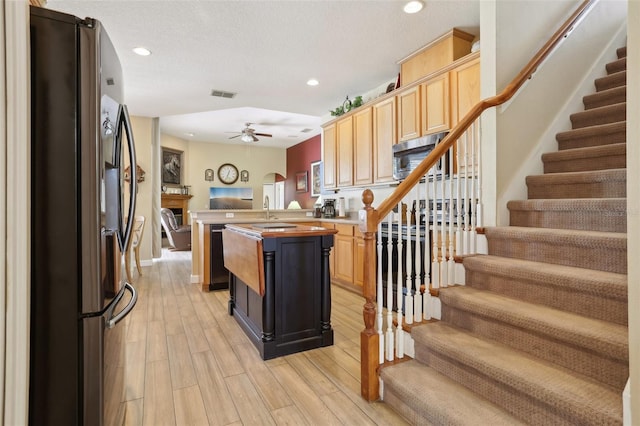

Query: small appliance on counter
left=337, top=197, right=346, bottom=217
left=322, top=199, right=336, bottom=218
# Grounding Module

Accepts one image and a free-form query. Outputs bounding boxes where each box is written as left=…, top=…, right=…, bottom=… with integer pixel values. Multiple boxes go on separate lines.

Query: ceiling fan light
left=241, top=133, right=254, bottom=143
left=403, top=0, right=424, bottom=14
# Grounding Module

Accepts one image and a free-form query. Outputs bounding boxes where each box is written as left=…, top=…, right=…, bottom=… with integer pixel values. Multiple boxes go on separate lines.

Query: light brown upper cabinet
left=373, top=96, right=397, bottom=183
left=397, top=85, right=421, bottom=142
left=353, top=107, right=373, bottom=186
left=322, top=123, right=336, bottom=189
left=450, top=56, right=480, bottom=125
left=421, top=73, right=450, bottom=135
left=337, top=116, right=354, bottom=187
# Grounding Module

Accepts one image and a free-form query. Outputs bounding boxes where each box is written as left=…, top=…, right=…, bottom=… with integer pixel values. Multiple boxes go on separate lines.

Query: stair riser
left=570, top=105, right=626, bottom=129
left=486, top=238, right=627, bottom=274
left=557, top=128, right=626, bottom=150
left=595, top=72, right=626, bottom=92
left=441, top=305, right=628, bottom=389
left=527, top=180, right=626, bottom=200
left=414, top=348, right=613, bottom=426
left=543, top=153, right=626, bottom=173
left=583, top=89, right=626, bottom=110
left=509, top=210, right=627, bottom=233
left=382, top=388, right=433, bottom=426
left=464, top=268, right=628, bottom=325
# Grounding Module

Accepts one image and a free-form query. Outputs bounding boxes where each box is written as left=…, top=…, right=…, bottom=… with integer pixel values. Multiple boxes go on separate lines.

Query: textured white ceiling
left=46, top=0, right=480, bottom=148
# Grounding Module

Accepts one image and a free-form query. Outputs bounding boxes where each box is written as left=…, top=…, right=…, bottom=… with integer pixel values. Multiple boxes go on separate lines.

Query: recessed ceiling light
left=307, top=78, right=319, bottom=86
left=132, top=47, right=151, bottom=56
left=185, top=132, right=195, bottom=137
left=403, top=0, right=424, bottom=14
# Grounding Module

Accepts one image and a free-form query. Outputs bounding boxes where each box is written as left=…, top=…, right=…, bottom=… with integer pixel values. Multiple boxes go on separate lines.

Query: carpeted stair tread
left=605, top=57, right=626, bottom=75
left=463, top=254, right=627, bottom=301
left=526, top=168, right=626, bottom=199
left=438, top=285, right=628, bottom=361
left=484, top=226, right=627, bottom=273
left=569, top=102, right=625, bottom=129
left=583, top=85, right=626, bottom=110
left=412, top=322, right=622, bottom=425
left=542, top=143, right=626, bottom=173
left=556, top=121, right=626, bottom=150
left=463, top=254, right=627, bottom=325
left=380, top=360, right=526, bottom=426
left=595, top=70, right=626, bottom=92
left=507, top=198, right=626, bottom=232
left=617, top=46, right=626, bottom=59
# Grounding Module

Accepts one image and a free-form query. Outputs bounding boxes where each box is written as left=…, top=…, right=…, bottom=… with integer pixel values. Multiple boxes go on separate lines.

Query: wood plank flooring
left=116, top=248, right=408, bottom=426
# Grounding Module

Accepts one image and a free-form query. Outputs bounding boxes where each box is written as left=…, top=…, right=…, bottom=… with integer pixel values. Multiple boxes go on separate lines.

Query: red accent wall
left=286, top=134, right=321, bottom=209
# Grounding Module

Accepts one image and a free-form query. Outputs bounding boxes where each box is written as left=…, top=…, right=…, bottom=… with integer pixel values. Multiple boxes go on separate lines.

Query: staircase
left=380, top=47, right=628, bottom=425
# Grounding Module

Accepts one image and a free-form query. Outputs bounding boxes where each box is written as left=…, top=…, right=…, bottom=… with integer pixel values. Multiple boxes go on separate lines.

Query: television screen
left=209, top=187, right=253, bottom=209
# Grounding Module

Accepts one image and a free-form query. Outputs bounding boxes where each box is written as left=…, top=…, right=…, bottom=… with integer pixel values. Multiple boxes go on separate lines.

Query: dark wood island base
left=223, top=223, right=338, bottom=360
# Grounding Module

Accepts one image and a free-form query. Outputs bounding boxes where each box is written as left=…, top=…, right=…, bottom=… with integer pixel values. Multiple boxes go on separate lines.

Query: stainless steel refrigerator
left=30, top=6, right=138, bottom=425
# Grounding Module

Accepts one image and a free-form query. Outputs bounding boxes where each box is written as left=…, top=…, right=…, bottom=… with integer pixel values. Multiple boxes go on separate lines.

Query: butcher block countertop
left=224, top=223, right=338, bottom=239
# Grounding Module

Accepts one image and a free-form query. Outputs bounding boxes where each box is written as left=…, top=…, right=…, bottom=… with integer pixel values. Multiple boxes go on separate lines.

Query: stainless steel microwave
left=392, top=132, right=448, bottom=181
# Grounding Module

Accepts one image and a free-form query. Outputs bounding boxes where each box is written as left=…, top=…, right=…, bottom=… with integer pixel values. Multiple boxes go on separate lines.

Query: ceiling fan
left=228, top=123, right=272, bottom=142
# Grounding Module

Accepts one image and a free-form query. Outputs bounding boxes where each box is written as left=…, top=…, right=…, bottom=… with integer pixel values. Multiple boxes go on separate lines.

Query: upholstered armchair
left=160, top=208, right=191, bottom=251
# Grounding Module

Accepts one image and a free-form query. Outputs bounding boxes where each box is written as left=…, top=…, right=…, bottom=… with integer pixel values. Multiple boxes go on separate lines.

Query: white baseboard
left=191, top=274, right=200, bottom=284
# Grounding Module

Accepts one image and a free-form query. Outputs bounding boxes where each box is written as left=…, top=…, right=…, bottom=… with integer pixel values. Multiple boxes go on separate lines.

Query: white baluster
left=395, top=202, right=404, bottom=359
left=448, top=143, right=456, bottom=285
left=377, top=221, right=384, bottom=364
left=422, top=178, right=432, bottom=320
left=431, top=173, right=440, bottom=289
left=385, top=214, right=394, bottom=361
left=413, top=190, right=422, bottom=323
left=440, top=164, right=447, bottom=287
left=404, top=196, right=413, bottom=324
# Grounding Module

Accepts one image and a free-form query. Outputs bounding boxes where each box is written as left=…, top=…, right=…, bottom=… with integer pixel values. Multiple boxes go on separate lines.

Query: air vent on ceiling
left=210, top=89, right=237, bottom=99
left=300, top=128, right=313, bottom=133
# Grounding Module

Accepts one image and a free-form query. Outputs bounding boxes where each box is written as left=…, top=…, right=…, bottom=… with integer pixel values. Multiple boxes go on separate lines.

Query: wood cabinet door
left=397, top=86, right=421, bottom=142
left=322, top=124, right=337, bottom=189
left=354, top=236, right=365, bottom=287
left=450, top=57, right=480, bottom=175
left=353, top=107, right=373, bottom=186
left=450, top=56, right=480, bottom=124
left=421, top=73, right=450, bottom=135
left=373, top=97, right=397, bottom=183
left=337, top=116, right=353, bottom=187
left=334, top=234, right=354, bottom=283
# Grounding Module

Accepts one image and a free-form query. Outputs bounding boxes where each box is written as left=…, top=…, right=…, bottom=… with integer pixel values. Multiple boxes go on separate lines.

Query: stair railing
left=358, top=0, right=598, bottom=401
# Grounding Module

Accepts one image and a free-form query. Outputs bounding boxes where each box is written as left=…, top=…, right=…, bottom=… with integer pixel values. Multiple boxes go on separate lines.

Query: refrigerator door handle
left=115, top=104, right=138, bottom=252
left=105, top=282, right=137, bottom=329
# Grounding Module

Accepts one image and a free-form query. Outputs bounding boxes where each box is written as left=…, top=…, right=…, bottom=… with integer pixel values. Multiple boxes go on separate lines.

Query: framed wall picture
left=310, top=161, right=322, bottom=197
left=162, top=147, right=183, bottom=186
left=296, top=171, right=308, bottom=193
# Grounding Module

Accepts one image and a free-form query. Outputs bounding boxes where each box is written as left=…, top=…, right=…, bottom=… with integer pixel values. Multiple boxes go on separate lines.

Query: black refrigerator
left=30, top=6, right=138, bottom=425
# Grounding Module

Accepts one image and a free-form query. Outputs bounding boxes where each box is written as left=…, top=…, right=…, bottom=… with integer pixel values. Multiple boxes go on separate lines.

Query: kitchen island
left=223, top=223, right=338, bottom=359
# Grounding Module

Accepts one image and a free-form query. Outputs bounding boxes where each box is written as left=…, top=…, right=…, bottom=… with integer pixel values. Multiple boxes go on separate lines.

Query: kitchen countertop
left=225, top=223, right=338, bottom=239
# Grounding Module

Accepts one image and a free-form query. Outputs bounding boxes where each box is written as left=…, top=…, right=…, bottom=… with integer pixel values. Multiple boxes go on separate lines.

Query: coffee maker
left=322, top=199, right=336, bottom=218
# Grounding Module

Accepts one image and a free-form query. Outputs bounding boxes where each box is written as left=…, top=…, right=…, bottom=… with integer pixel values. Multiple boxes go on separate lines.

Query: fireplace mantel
left=161, top=194, right=192, bottom=224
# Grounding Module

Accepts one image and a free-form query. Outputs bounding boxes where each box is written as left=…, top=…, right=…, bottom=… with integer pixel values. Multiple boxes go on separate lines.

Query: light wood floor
left=117, top=248, right=409, bottom=426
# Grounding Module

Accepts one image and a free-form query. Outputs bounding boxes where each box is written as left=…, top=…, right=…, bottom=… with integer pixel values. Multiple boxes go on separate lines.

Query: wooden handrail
left=359, top=0, right=598, bottom=402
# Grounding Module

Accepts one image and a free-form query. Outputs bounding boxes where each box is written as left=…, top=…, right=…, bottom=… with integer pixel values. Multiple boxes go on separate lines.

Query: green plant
left=352, top=95, right=363, bottom=108
left=330, top=106, right=344, bottom=117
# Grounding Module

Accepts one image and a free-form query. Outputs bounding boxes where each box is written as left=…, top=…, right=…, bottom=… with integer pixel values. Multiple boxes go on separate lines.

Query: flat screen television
left=209, top=187, right=253, bottom=209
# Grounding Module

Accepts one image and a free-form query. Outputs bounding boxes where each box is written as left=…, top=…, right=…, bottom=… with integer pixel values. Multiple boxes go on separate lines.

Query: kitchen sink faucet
left=264, top=195, right=270, bottom=219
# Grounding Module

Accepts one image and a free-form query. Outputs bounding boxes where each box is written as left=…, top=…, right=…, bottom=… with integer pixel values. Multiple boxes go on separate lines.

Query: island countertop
left=225, top=223, right=338, bottom=239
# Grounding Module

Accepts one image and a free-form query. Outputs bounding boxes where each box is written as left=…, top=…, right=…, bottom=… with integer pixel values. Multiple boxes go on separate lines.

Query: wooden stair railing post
left=360, top=189, right=380, bottom=401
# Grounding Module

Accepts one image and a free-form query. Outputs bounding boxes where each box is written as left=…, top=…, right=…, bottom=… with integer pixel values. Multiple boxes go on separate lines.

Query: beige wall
left=161, top=136, right=287, bottom=215
left=129, top=116, right=154, bottom=266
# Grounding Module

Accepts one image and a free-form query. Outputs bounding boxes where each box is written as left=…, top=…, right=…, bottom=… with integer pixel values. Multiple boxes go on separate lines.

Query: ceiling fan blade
left=251, top=134, right=259, bottom=142
left=228, top=134, right=241, bottom=139
left=254, top=132, right=272, bottom=138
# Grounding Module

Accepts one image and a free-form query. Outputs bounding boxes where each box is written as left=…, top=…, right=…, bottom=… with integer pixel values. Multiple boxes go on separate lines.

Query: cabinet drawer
left=335, top=223, right=354, bottom=236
